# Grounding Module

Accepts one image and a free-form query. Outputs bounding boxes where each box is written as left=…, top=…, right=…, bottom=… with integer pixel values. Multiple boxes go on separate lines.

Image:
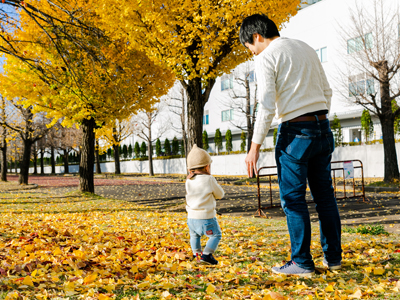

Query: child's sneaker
left=322, top=258, right=342, bottom=270
left=200, top=253, right=218, bottom=265
left=271, top=261, right=314, bottom=277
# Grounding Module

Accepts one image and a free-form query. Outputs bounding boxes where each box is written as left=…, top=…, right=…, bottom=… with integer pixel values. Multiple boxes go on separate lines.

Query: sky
left=0, top=3, right=19, bottom=73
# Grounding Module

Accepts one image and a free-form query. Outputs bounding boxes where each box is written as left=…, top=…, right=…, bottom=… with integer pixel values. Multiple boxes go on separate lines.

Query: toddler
left=186, top=144, right=224, bottom=265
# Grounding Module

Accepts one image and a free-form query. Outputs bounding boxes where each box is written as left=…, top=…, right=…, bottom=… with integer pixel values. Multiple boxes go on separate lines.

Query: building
left=132, top=0, right=399, bottom=154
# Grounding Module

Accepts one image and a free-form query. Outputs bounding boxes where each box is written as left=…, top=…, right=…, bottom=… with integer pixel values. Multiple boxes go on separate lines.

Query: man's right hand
left=245, top=142, right=261, bottom=178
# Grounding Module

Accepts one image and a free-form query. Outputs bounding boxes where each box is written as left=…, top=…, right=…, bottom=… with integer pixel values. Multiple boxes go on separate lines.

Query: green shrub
left=342, top=224, right=388, bottom=235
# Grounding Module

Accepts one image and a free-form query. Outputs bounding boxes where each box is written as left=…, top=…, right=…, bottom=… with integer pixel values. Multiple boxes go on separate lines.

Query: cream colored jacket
left=185, top=175, right=225, bottom=219
left=252, top=37, right=332, bottom=144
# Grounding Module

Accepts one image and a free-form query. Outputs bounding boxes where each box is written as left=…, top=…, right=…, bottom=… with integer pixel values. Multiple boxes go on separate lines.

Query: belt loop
left=314, top=114, right=320, bottom=126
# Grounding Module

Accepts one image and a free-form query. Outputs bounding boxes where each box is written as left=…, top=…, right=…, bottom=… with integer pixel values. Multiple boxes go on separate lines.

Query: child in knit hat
left=186, top=144, right=225, bottom=265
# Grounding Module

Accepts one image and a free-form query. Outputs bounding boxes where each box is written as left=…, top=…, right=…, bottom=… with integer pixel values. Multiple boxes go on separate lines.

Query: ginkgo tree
left=0, top=0, right=175, bottom=192
left=95, top=0, right=300, bottom=149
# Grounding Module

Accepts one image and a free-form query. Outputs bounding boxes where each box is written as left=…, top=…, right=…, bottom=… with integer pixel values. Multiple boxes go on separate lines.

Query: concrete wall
left=29, top=143, right=399, bottom=178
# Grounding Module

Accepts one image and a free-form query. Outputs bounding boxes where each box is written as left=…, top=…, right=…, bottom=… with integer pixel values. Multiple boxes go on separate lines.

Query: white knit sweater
left=252, top=37, right=333, bottom=144
left=185, top=175, right=225, bottom=219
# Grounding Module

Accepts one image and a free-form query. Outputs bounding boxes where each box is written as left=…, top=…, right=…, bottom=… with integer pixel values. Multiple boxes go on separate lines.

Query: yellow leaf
left=206, top=284, right=216, bottom=294
left=161, top=290, right=171, bottom=298
left=64, top=281, right=75, bottom=292
left=325, top=285, right=334, bottom=292
left=98, top=295, right=111, bottom=300
left=53, top=247, right=63, bottom=256
left=137, top=281, right=150, bottom=289
left=264, top=292, right=286, bottom=300
left=131, top=265, right=138, bottom=273
left=31, top=270, right=38, bottom=277
left=374, top=267, right=385, bottom=275
left=375, top=285, right=385, bottom=293
left=21, top=276, right=34, bottom=287
left=348, top=289, right=362, bottom=299
left=83, top=273, right=97, bottom=284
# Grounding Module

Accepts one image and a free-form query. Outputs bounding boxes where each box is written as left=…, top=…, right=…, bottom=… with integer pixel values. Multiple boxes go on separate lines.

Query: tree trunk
left=19, top=139, right=33, bottom=185
left=50, top=146, right=56, bottom=174
left=95, top=139, right=101, bottom=174
left=1, top=137, right=6, bottom=182
left=40, top=148, right=45, bottom=174
left=185, top=78, right=210, bottom=150
left=32, top=143, right=38, bottom=174
left=113, top=144, right=121, bottom=175
left=148, top=118, right=154, bottom=176
left=79, top=118, right=95, bottom=193
left=63, top=149, right=69, bottom=174
left=378, top=61, right=400, bottom=182
left=380, top=115, right=399, bottom=182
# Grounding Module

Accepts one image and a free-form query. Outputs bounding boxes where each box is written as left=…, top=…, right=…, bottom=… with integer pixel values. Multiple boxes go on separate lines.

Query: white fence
left=28, top=143, right=399, bottom=178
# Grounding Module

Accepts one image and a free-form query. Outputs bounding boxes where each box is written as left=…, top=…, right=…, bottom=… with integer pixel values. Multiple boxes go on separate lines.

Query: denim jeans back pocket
left=285, top=132, right=315, bottom=161
left=203, top=222, right=216, bottom=236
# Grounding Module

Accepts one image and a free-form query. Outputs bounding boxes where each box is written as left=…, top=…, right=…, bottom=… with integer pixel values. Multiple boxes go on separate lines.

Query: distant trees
left=331, top=114, right=343, bottom=147
left=214, top=129, right=223, bottom=154
left=361, top=109, right=374, bottom=142
left=202, top=131, right=209, bottom=151
left=225, top=129, right=232, bottom=153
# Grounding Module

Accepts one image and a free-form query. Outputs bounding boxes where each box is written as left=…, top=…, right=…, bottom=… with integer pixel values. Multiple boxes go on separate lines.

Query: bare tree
left=167, top=83, right=188, bottom=158
left=338, top=0, right=400, bottom=182
left=219, top=63, right=258, bottom=152
left=134, top=103, right=170, bottom=176
left=44, top=126, right=59, bottom=175
left=56, top=125, right=81, bottom=174
left=99, top=118, right=135, bottom=175
left=0, top=97, right=51, bottom=184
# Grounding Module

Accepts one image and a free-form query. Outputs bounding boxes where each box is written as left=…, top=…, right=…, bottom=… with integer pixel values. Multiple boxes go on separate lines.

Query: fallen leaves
left=0, top=190, right=399, bottom=299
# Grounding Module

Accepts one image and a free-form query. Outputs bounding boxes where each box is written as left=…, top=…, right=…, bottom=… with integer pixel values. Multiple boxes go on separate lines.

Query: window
left=349, top=74, right=375, bottom=97
left=246, top=70, right=256, bottom=83
left=221, top=74, right=233, bottom=91
left=315, top=47, right=328, bottom=62
left=347, top=33, right=373, bottom=54
left=320, top=47, right=327, bottom=62
left=250, top=104, right=259, bottom=116
left=221, top=109, right=234, bottom=122
left=203, top=110, right=209, bottom=125
left=366, top=79, right=375, bottom=94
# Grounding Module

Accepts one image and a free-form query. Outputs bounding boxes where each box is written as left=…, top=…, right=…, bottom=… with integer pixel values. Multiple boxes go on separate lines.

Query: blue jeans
left=275, top=118, right=342, bottom=270
left=187, top=218, right=222, bottom=255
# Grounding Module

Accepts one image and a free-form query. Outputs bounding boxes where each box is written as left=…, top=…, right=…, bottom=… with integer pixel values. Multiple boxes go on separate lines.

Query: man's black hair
left=239, top=14, right=280, bottom=47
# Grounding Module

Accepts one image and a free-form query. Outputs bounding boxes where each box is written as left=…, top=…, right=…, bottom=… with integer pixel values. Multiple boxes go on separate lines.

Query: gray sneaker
left=271, top=261, right=314, bottom=277
left=323, top=259, right=342, bottom=270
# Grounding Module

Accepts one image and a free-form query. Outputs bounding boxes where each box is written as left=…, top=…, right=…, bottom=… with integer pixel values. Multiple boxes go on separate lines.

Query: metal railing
left=331, top=159, right=366, bottom=203
left=255, top=166, right=279, bottom=217
left=255, top=159, right=366, bottom=217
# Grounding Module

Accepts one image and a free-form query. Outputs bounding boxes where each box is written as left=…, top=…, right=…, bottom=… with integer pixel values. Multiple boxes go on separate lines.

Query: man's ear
left=252, top=33, right=258, bottom=43
left=254, top=33, right=264, bottom=43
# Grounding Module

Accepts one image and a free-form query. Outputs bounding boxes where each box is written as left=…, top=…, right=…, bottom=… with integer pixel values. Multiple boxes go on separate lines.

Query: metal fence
left=255, top=159, right=366, bottom=217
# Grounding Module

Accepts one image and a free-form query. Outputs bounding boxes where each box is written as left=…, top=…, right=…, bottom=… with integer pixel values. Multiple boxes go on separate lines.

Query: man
left=240, top=14, right=342, bottom=277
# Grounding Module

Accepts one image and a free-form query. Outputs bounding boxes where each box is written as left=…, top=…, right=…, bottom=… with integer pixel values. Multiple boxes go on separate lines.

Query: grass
left=367, top=180, right=400, bottom=188
left=342, top=224, right=389, bottom=235
left=0, top=189, right=399, bottom=299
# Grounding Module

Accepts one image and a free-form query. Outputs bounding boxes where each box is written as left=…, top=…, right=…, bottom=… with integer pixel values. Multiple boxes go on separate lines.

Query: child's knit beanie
left=187, top=144, right=212, bottom=169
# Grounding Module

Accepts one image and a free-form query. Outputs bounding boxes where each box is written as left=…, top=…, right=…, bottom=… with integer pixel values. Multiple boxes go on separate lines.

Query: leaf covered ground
left=0, top=188, right=399, bottom=300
